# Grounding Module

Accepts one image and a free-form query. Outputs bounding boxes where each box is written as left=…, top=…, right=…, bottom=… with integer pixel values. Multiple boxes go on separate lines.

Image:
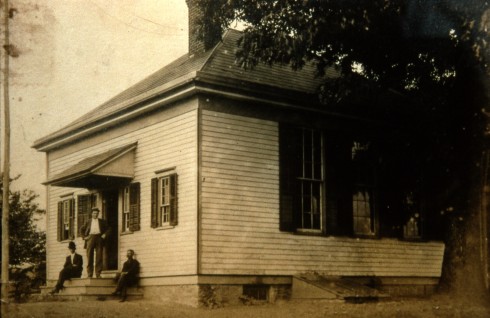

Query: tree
left=0, top=185, right=46, bottom=266
left=194, top=0, right=490, bottom=296
left=195, top=0, right=488, bottom=98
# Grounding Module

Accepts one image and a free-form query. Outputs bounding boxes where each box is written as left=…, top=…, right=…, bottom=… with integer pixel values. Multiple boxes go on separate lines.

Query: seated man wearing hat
left=50, top=241, right=83, bottom=294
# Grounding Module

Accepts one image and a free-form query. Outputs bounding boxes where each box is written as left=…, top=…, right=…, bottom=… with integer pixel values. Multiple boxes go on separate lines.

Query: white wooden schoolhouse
left=33, top=1, right=445, bottom=306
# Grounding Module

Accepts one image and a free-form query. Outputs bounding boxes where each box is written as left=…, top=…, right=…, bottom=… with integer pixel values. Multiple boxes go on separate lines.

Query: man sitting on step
left=50, top=241, right=83, bottom=294
left=111, top=249, right=140, bottom=302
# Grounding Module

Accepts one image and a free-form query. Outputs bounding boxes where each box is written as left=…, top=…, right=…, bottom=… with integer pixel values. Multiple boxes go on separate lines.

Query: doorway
left=102, top=189, right=119, bottom=271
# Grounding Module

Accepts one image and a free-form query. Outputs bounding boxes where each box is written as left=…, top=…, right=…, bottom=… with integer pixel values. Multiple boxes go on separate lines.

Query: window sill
left=295, top=228, right=322, bottom=236
left=155, top=225, right=175, bottom=231
left=120, top=231, right=134, bottom=236
left=353, top=234, right=379, bottom=239
left=401, top=236, right=424, bottom=242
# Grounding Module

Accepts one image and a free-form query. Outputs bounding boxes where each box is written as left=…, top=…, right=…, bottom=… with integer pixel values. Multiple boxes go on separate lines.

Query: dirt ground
left=6, top=293, right=490, bottom=318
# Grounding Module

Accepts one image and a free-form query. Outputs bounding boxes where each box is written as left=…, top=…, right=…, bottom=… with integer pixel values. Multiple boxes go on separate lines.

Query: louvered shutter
left=279, top=124, right=300, bottom=232
left=169, top=174, right=178, bottom=226
left=151, top=178, right=158, bottom=228
left=129, top=182, right=141, bottom=231
left=77, top=195, right=91, bottom=237
left=57, top=201, right=63, bottom=241
left=325, top=136, right=353, bottom=236
left=68, top=198, right=75, bottom=239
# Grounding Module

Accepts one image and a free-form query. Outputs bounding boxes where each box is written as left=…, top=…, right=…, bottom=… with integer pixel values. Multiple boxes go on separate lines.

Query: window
left=279, top=125, right=324, bottom=232
left=243, top=285, right=269, bottom=301
left=57, top=197, right=75, bottom=241
left=279, top=124, right=379, bottom=237
left=351, top=141, right=377, bottom=236
left=298, top=129, right=323, bottom=230
left=123, top=186, right=130, bottom=231
left=122, top=183, right=140, bottom=232
left=77, top=193, right=97, bottom=237
left=151, top=173, right=177, bottom=228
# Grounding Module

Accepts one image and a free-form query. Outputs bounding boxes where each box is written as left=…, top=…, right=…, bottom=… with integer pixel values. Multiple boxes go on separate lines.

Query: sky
left=4, top=0, right=188, bottom=209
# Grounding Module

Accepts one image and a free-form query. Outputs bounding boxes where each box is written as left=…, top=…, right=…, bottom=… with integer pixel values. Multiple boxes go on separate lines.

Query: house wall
left=45, top=100, right=199, bottom=280
left=200, top=109, right=445, bottom=277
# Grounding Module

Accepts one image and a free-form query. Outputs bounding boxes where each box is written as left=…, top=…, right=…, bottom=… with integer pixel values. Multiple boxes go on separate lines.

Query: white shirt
left=70, top=253, right=75, bottom=264
left=89, top=218, right=101, bottom=235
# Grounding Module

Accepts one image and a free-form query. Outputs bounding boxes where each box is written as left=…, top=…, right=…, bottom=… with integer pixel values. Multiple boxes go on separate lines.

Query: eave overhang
left=43, top=142, right=137, bottom=189
left=33, top=70, right=383, bottom=152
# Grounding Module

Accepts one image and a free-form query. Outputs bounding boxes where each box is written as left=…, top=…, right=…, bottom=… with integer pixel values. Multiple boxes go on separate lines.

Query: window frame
left=121, top=182, right=141, bottom=233
left=57, top=196, right=75, bottom=241
left=279, top=123, right=382, bottom=238
left=151, top=171, right=178, bottom=229
left=122, top=186, right=131, bottom=232
left=297, top=128, right=324, bottom=232
left=351, top=140, right=378, bottom=237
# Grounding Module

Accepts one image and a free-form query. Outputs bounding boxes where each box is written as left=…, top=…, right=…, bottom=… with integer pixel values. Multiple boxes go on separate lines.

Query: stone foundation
left=139, top=275, right=292, bottom=307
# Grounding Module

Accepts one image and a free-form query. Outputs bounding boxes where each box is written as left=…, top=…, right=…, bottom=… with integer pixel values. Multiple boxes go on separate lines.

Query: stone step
left=44, top=278, right=116, bottom=290
left=40, top=277, right=143, bottom=302
left=53, top=285, right=115, bottom=295
left=33, top=291, right=143, bottom=302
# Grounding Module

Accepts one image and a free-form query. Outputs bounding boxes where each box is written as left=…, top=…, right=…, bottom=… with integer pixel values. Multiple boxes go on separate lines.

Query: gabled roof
left=33, top=29, right=334, bottom=151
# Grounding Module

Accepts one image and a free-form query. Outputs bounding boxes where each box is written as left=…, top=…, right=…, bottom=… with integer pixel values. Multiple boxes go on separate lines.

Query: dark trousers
left=114, top=273, right=137, bottom=299
left=86, top=234, right=104, bottom=277
left=55, top=267, right=81, bottom=291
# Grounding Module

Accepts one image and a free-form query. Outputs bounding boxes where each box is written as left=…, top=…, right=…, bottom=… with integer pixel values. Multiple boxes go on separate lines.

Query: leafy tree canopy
left=196, top=0, right=489, bottom=105
left=0, top=182, right=46, bottom=266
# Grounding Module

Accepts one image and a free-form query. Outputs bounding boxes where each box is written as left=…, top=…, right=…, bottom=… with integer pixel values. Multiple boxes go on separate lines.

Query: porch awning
left=43, top=142, right=137, bottom=188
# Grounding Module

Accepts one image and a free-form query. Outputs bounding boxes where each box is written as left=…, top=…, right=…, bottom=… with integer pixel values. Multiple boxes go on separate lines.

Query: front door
left=102, top=189, right=119, bottom=270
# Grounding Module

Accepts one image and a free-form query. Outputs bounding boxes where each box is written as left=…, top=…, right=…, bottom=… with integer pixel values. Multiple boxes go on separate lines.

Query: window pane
left=313, top=130, right=322, bottom=180
left=303, top=130, right=312, bottom=178
left=158, top=176, right=172, bottom=226
left=123, top=187, right=129, bottom=212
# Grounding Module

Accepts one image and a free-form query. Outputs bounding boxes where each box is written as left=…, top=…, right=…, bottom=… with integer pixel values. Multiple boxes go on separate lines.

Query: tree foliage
left=196, top=0, right=489, bottom=104
left=0, top=187, right=46, bottom=266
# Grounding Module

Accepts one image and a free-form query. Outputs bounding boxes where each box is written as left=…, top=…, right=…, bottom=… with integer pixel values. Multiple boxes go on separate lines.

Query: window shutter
left=69, top=198, right=75, bottom=239
left=169, top=174, right=178, bottom=226
left=151, top=178, right=158, bottom=228
left=77, top=195, right=91, bottom=237
left=325, top=136, right=353, bottom=236
left=57, top=201, right=63, bottom=242
left=129, top=182, right=141, bottom=231
left=279, top=124, right=300, bottom=232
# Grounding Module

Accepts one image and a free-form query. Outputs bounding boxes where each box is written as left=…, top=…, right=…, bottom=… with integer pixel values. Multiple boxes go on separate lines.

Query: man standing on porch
left=80, top=207, right=111, bottom=278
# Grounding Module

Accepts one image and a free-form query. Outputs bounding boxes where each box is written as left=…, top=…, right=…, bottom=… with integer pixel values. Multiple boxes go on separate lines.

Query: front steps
left=292, top=273, right=389, bottom=302
left=38, top=277, right=143, bottom=301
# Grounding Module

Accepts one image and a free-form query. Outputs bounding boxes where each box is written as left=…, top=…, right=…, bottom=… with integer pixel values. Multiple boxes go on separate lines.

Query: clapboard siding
left=200, top=110, right=444, bottom=277
left=46, top=108, right=198, bottom=280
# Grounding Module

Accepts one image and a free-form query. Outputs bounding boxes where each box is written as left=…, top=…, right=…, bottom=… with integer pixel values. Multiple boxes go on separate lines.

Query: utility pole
left=1, top=0, right=10, bottom=315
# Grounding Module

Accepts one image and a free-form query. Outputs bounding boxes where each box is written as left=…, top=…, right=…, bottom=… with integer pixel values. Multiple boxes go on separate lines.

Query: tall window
left=298, top=128, right=323, bottom=230
left=280, top=123, right=379, bottom=237
left=57, top=197, right=75, bottom=241
left=122, top=186, right=130, bottom=232
left=122, top=183, right=141, bottom=232
left=351, top=141, right=377, bottom=236
left=151, top=173, right=178, bottom=228
left=159, top=177, right=171, bottom=225
left=279, top=125, right=324, bottom=232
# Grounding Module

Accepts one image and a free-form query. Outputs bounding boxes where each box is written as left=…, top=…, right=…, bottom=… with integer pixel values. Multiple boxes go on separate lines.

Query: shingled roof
left=33, top=29, right=334, bottom=151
